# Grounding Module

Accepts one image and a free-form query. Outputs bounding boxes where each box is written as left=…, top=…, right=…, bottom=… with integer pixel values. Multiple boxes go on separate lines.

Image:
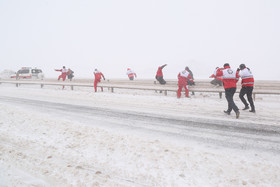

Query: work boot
left=249, top=109, right=256, bottom=113
left=224, top=110, right=230, bottom=115
left=242, top=105, right=249, bottom=110
left=236, top=111, right=240, bottom=119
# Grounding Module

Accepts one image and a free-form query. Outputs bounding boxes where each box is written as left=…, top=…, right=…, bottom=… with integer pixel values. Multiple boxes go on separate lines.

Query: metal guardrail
left=1, top=79, right=280, bottom=100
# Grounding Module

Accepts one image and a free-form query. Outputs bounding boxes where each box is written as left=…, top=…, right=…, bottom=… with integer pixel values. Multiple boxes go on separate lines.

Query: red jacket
left=94, top=72, right=105, bottom=81
left=210, top=68, right=223, bottom=81
left=178, top=70, right=193, bottom=85
left=156, top=67, right=163, bottom=77
left=216, top=66, right=239, bottom=89
left=55, top=68, right=67, bottom=75
left=127, top=69, right=137, bottom=78
left=239, top=68, right=254, bottom=87
left=209, top=74, right=223, bottom=81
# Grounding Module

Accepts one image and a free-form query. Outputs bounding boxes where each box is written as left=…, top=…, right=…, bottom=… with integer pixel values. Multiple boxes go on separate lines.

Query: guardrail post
left=71, top=85, right=74, bottom=90
left=16, top=83, right=19, bottom=87
left=41, top=84, right=44, bottom=88
left=164, top=90, right=167, bottom=96
left=253, top=93, right=256, bottom=101
left=219, top=92, right=222, bottom=99
left=111, top=87, right=114, bottom=93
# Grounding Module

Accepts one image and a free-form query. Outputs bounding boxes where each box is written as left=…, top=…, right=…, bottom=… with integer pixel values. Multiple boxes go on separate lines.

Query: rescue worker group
left=55, top=63, right=255, bottom=119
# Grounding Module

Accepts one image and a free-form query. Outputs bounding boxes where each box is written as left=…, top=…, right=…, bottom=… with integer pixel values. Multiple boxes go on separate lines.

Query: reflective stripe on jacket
left=178, top=70, right=193, bottom=85
left=216, top=66, right=239, bottom=89
left=239, top=68, right=254, bottom=87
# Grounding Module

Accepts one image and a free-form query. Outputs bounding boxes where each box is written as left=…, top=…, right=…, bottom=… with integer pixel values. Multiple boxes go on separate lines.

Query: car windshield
left=18, top=69, right=30, bottom=74
left=32, top=69, right=42, bottom=74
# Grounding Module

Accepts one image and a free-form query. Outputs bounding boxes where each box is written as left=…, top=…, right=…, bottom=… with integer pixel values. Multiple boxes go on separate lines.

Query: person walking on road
left=155, top=64, right=167, bottom=85
left=94, top=69, right=105, bottom=92
left=238, top=64, right=255, bottom=113
left=216, top=63, right=240, bottom=119
left=126, top=68, right=137, bottom=80
left=177, top=67, right=194, bottom=98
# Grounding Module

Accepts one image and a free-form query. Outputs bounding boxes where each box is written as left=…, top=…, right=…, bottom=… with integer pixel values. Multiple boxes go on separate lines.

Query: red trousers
left=177, top=83, right=189, bottom=98
left=94, top=80, right=103, bottom=92
left=58, top=73, right=67, bottom=81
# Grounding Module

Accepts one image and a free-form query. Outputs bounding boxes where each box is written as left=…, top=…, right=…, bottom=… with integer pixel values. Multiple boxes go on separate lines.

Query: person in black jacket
left=67, top=68, right=74, bottom=81
left=185, top=66, right=195, bottom=95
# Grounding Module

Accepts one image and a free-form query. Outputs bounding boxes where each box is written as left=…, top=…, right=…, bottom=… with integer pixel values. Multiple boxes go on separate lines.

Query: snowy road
left=1, top=95, right=280, bottom=154
left=1, top=85, right=280, bottom=186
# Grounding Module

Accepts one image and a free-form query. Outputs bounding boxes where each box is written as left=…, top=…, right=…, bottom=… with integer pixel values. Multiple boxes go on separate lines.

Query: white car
left=11, top=67, right=44, bottom=80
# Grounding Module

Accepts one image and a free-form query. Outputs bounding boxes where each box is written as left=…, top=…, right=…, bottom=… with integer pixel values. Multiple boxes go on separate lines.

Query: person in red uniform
left=155, top=64, right=167, bottom=84
left=55, top=66, right=67, bottom=81
left=216, top=63, right=240, bottom=118
left=238, top=64, right=255, bottom=113
left=94, top=69, right=105, bottom=92
left=209, top=67, right=223, bottom=86
left=126, top=68, right=137, bottom=80
left=177, top=67, right=194, bottom=98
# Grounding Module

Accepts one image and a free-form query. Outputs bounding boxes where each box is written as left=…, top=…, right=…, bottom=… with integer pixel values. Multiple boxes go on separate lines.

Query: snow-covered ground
left=0, top=84, right=280, bottom=186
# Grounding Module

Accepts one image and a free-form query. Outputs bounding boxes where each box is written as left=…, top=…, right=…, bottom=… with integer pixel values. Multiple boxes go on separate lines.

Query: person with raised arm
left=55, top=66, right=67, bottom=81
left=155, top=64, right=167, bottom=85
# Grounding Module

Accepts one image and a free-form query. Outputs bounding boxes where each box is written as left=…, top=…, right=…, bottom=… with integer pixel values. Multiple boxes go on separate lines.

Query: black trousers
left=239, top=86, right=255, bottom=110
left=210, top=79, right=223, bottom=86
left=156, top=76, right=166, bottom=85
left=225, top=87, right=239, bottom=113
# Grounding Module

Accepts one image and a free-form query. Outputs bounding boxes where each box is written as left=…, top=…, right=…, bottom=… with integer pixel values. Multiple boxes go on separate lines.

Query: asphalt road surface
left=1, top=95, right=280, bottom=155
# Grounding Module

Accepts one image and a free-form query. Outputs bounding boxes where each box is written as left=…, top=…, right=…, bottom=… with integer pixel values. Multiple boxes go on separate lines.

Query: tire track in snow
left=1, top=96, right=280, bottom=154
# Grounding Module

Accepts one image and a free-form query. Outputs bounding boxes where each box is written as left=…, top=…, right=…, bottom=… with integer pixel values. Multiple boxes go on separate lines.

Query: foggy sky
left=0, top=0, right=279, bottom=80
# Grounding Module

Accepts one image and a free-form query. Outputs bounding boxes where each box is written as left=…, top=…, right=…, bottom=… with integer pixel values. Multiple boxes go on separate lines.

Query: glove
left=237, top=68, right=240, bottom=71
left=103, top=78, right=106, bottom=80
left=193, top=82, right=196, bottom=85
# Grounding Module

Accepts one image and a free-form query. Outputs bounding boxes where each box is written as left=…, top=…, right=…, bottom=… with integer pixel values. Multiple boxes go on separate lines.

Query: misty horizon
left=1, top=0, right=279, bottom=80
